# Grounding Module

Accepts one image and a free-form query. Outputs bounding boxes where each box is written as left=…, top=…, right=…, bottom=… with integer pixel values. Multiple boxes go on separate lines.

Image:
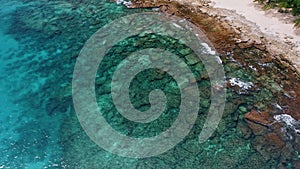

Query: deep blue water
left=0, top=0, right=299, bottom=168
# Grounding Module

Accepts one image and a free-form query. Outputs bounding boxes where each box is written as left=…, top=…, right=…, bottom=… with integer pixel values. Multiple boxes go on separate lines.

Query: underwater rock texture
left=128, top=0, right=300, bottom=72
left=3, top=0, right=300, bottom=168
left=123, top=0, right=300, bottom=168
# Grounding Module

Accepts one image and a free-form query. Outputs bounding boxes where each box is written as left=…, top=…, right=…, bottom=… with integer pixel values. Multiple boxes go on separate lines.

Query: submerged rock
left=252, top=133, right=285, bottom=161
left=245, top=110, right=273, bottom=126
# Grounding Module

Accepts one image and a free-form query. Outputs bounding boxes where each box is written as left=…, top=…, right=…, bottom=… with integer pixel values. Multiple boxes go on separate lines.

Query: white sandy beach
left=196, top=0, right=299, bottom=71
left=210, top=0, right=300, bottom=50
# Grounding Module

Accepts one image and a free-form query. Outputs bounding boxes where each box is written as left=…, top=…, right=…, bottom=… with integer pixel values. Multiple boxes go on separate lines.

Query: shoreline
left=208, top=0, right=300, bottom=72
left=210, top=0, right=300, bottom=49
left=123, top=0, right=300, bottom=167
left=126, top=0, right=300, bottom=73
left=125, top=0, right=300, bottom=115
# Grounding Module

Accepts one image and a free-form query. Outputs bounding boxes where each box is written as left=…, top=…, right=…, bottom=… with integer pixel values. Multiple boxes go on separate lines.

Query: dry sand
left=125, top=0, right=300, bottom=71
left=211, top=0, right=300, bottom=49
left=208, top=0, right=300, bottom=69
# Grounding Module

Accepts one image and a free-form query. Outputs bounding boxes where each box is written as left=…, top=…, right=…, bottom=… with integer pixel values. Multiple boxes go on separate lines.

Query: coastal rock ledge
left=119, top=0, right=300, bottom=167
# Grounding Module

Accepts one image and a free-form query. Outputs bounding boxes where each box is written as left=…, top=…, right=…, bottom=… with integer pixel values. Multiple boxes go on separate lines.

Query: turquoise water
left=0, top=0, right=144, bottom=167
left=0, top=0, right=299, bottom=168
left=0, top=1, right=65, bottom=168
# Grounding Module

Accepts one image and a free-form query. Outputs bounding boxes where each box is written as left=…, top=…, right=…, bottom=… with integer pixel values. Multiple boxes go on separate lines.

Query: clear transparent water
left=0, top=0, right=298, bottom=168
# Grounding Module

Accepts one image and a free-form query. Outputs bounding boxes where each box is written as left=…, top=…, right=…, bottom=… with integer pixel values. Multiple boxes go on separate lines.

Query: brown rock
left=244, top=110, right=273, bottom=125
left=237, top=41, right=254, bottom=49
left=252, top=133, right=285, bottom=161
left=266, top=133, right=285, bottom=148
left=130, top=0, right=238, bottom=54
left=254, top=43, right=266, bottom=51
left=269, top=122, right=284, bottom=134
left=246, top=120, right=268, bottom=136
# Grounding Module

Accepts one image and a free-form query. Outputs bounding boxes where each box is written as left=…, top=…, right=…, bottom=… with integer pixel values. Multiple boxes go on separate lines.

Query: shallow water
left=0, top=0, right=299, bottom=168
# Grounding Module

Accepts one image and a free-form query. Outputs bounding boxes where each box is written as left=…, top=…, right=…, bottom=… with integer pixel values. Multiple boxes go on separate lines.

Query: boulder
left=245, top=110, right=273, bottom=125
